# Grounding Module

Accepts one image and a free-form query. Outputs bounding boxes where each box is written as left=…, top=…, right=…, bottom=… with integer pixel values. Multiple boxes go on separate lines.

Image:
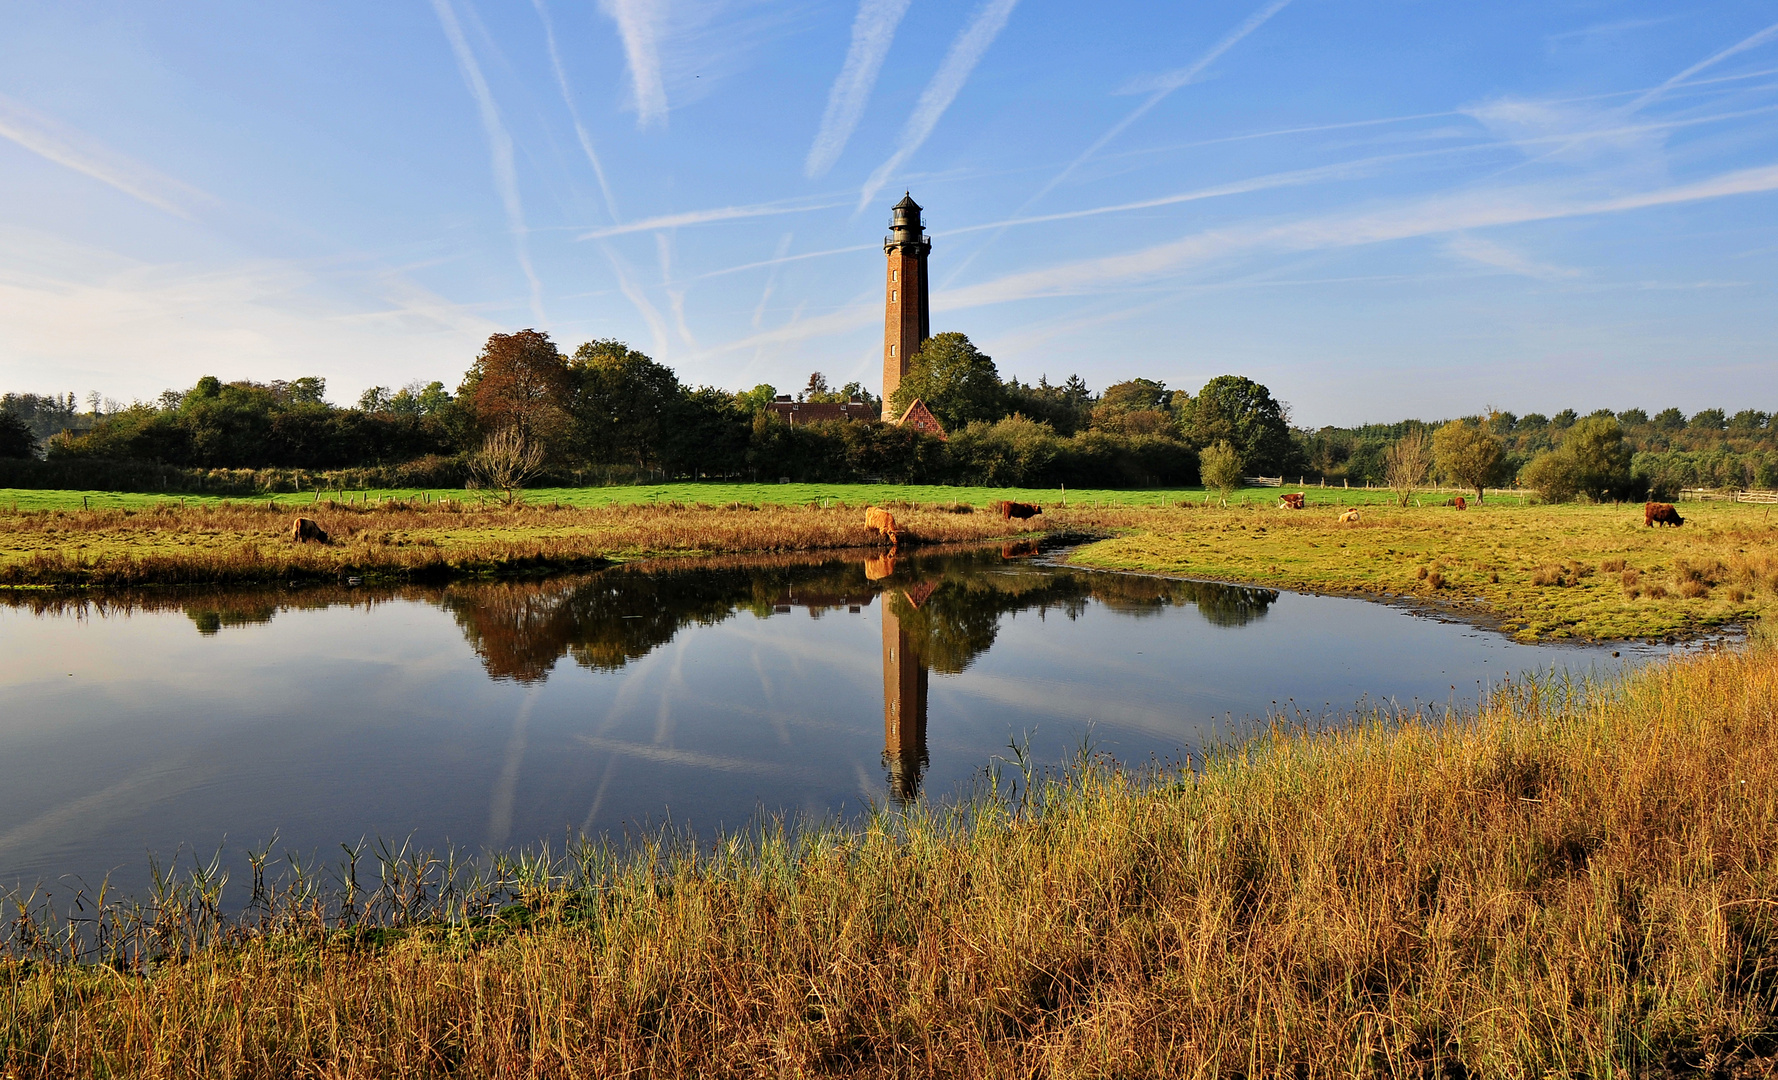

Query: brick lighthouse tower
left=881, top=192, right=931, bottom=422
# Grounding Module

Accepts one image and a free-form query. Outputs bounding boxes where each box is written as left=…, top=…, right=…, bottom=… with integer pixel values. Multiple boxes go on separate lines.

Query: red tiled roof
left=896, top=398, right=946, bottom=439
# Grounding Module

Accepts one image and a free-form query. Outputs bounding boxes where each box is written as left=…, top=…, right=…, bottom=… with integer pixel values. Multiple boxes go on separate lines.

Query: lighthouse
left=881, top=193, right=931, bottom=422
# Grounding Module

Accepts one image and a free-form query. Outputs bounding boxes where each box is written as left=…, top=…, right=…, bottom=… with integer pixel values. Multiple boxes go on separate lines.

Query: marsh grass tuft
left=4, top=642, right=1777, bottom=1076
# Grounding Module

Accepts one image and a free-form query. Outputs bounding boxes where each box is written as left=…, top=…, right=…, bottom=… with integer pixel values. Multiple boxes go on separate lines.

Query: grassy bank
left=0, top=500, right=1040, bottom=588
left=5, top=640, right=1775, bottom=1077
left=1066, top=500, right=1778, bottom=641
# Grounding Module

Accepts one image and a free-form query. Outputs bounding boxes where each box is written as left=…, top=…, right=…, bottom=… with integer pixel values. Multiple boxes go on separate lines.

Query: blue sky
left=2, top=0, right=1775, bottom=426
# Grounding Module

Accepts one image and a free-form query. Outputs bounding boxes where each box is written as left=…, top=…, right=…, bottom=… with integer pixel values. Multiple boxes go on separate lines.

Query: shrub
left=1521, top=450, right=1582, bottom=503
left=1199, top=441, right=1244, bottom=500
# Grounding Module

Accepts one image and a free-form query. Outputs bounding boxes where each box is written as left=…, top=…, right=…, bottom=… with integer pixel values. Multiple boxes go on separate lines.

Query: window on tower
left=891, top=290, right=897, bottom=301
left=892, top=270, right=898, bottom=281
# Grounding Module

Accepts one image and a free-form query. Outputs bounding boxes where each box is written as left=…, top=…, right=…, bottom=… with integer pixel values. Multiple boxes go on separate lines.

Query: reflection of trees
left=186, top=604, right=278, bottom=636
left=1177, top=580, right=1278, bottom=628
left=1081, top=573, right=1279, bottom=628
left=1, top=548, right=1279, bottom=682
left=437, top=560, right=881, bottom=682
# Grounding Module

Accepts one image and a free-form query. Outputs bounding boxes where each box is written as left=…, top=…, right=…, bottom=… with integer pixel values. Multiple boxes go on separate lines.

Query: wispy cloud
left=938, top=161, right=1778, bottom=310
left=940, top=0, right=1289, bottom=285
left=856, top=0, right=1021, bottom=212
left=752, top=233, right=794, bottom=328
left=577, top=198, right=843, bottom=240
left=805, top=0, right=913, bottom=178
left=1544, top=16, right=1675, bottom=50
left=694, top=243, right=877, bottom=281
left=655, top=232, right=698, bottom=349
left=0, top=226, right=491, bottom=403
left=601, top=0, right=670, bottom=128
left=430, top=0, right=545, bottom=323
left=1444, top=235, right=1583, bottom=281
left=1490, top=20, right=1778, bottom=175
left=700, top=301, right=879, bottom=356
left=601, top=243, right=671, bottom=357
left=532, top=0, right=620, bottom=222
left=939, top=150, right=1466, bottom=237
left=0, top=94, right=208, bottom=219
left=1025, top=0, right=1291, bottom=210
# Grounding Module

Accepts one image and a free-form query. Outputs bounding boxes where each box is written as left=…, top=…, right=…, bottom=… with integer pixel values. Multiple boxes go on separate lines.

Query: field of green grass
left=0, top=480, right=1433, bottom=513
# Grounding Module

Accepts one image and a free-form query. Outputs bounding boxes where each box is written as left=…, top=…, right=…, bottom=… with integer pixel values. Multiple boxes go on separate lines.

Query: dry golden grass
left=5, top=640, right=1776, bottom=1077
left=1053, top=500, right=1778, bottom=640
left=0, top=500, right=1033, bottom=588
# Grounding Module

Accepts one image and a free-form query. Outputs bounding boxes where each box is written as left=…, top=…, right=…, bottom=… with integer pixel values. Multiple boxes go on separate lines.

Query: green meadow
left=0, top=480, right=1438, bottom=513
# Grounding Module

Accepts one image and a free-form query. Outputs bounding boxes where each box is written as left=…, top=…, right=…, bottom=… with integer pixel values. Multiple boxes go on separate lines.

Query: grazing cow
left=1339, top=508, right=1361, bottom=524
left=1453, top=496, right=1466, bottom=510
left=1279, top=492, right=1306, bottom=510
left=1645, top=502, right=1684, bottom=528
left=864, top=506, right=901, bottom=546
left=997, top=500, right=1042, bottom=520
left=289, top=517, right=329, bottom=543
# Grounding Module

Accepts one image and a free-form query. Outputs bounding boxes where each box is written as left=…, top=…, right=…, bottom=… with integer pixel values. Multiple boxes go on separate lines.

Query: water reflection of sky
left=0, top=549, right=1670, bottom=896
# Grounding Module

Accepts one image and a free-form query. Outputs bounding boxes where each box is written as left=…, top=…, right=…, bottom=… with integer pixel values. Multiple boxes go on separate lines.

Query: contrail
left=601, top=0, right=669, bottom=128
left=0, top=94, right=206, bottom=218
left=532, top=0, right=620, bottom=222
left=1623, top=18, right=1778, bottom=114
left=806, top=0, right=914, bottom=178
left=578, top=198, right=843, bottom=240
left=941, top=0, right=1291, bottom=285
left=430, top=0, right=546, bottom=323
left=857, top=0, right=1021, bottom=212
left=1027, top=0, right=1292, bottom=211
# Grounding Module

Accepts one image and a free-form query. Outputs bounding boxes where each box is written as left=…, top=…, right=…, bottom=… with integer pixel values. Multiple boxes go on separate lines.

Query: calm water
left=1, top=545, right=1666, bottom=895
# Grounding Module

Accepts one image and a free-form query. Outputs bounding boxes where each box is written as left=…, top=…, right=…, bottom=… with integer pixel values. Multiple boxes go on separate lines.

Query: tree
left=1562, top=416, right=1635, bottom=500
left=469, top=427, right=545, bottom=503
left=1652, top=408, right=1686, bottom=431
left=1384, top=428, right=1432, bottom=507
left=462, top=330, right=572, bottom=442
left=1432, top=419, right=1506, bottom=502
left=733, top=384, right=778, bottom=416
left=1728, top=409, right=1769, bottom=433
left=1002, top=374, right=1093, bottom=435
left=1689, top=408, right=1727, bottom=431
left=1179, top=376, right=1294, bottom=474
left=568, top=339, right=683, bottom=468
left=0, top=411, right=35, bottom=458
left=889, top=332, right=1004, bottom=428
left=1092, top=378, right=1172, bottom=435
left=1199, top=440, right=1244, bottom=502
left=358, top=386, right=393, bottom=413
left=1521, top=450, right=1581, bottom=503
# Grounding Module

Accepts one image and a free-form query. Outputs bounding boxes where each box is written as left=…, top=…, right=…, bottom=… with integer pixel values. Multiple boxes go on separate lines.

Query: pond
left=1, top=544, right=1665, bottom=896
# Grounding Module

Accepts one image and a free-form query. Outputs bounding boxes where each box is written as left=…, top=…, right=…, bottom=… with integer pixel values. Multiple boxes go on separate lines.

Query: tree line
left=3, top=329, right=1773, bottom=499
left=5, top=331, right=1300, bottom=490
